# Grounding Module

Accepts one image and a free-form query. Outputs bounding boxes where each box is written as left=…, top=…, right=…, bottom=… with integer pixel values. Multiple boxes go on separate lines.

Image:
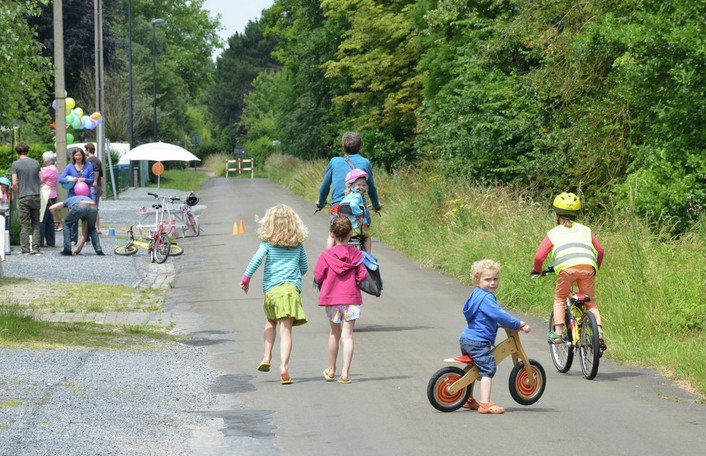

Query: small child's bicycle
left=113, top=225, right=183, bottom=263
left=534, top=267, right=602, bottom=380
left=427, top=328, right=546, bottom=412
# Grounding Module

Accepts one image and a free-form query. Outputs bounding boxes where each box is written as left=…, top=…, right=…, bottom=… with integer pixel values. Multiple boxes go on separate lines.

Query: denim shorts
left=460, top=338, right=496, bottom=378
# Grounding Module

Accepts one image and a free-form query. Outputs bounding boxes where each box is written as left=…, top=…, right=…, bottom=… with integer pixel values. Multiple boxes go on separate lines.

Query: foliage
left=208, top=19, right=280, bottom=136
left=0, top=1, right=52, bottom=136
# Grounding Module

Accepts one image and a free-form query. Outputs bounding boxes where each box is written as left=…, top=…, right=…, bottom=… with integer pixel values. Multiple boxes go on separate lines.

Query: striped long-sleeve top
left=241, top=242, right=308, bottom=293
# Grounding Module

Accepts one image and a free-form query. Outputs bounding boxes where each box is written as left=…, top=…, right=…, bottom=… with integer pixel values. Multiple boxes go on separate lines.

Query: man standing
left=84, top=143, right=103, bottom=233
left=11, top=141, right=42, bottom=255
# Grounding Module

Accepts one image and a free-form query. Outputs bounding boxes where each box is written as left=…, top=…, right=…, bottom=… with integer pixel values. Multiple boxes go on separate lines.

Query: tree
left=0, top=1, right=52, bottom=138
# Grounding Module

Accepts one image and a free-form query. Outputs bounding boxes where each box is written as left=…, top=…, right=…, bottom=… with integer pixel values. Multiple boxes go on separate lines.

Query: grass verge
left=146, top=168, right=211, bottom=191
left=265, top=153, right=706, bottom=399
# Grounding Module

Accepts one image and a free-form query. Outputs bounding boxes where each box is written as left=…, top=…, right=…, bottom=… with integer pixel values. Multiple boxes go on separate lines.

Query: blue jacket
left=460, top=288, right=521, bottom=343
left=59, top=162, right=94, bottom=197
left=317, top=154, right=380, bottom=209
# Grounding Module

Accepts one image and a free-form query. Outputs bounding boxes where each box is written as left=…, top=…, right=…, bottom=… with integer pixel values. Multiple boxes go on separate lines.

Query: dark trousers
left=39, top=197, right=56, bottom=247
left=19, top=195, right=41, bottom=253
left=63, top=204, right=102, bottom=254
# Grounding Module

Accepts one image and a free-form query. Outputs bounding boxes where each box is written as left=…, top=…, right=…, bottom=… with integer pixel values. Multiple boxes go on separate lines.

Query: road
left=173, top=177, right=704, bottom=455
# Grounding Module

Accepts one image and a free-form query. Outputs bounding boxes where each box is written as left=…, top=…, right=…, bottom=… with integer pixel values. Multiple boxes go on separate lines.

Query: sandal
left=280, top=373, right=293, bottom=385
left=337, top=377, right=351, bottom=384
left=462, top=398, right=480, bottom=410
left=257, top=361, right=271, bottom=372
left=323, top=369, right=335, bottom=382
left=478, top=401, right=505, bottom=414
left=548, top=331, right=563, bottom=345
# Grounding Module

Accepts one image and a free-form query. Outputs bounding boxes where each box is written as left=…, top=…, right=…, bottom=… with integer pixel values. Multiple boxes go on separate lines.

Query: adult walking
left=316, top=131, right=381, bottom=248
left=11, top=141, right=42, bottom=255
left=85, top=143, right=103, bottom=233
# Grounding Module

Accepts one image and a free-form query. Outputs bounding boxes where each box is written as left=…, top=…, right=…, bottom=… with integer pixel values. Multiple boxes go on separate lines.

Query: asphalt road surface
left=175, top=177, right=704, bottom=455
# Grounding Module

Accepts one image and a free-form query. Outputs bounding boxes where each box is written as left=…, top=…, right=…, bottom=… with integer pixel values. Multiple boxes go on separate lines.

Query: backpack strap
left=343, top=156, right=356, bottom=170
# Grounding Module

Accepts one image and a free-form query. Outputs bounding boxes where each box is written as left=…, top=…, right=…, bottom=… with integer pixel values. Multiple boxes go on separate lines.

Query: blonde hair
left=257, top=204, right=309, bottom=247
left=470, top=259, right=501, bottom=286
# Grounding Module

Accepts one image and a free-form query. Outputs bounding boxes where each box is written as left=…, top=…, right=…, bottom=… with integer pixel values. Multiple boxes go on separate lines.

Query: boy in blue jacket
left=460, top=259, right=531, bottom=414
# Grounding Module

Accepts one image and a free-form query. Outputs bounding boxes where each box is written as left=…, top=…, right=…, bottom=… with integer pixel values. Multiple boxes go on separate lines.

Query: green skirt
left=263, top=283, right=308, bottom=326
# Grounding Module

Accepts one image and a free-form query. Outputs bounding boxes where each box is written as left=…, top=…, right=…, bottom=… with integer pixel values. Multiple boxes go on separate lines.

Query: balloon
left=66, top=114, right=74, bottom=125
left=88, top=119, right=97, bottom=130
left=61, top=181, right=75, bottom=190
left=81, top=116, right=91, bottom=129
left=52, top=100, right=57, bottom=110
left=71, top=117, right=81, bottom=129
left=90, top=112, right=102, bottom=121
left=65, top=97, right=76, bottom=110
left=74, top=181, right=90, bottom=197
left=74, top=107, right=83, bottom=118
left=66, top=132, right=74, bottom=144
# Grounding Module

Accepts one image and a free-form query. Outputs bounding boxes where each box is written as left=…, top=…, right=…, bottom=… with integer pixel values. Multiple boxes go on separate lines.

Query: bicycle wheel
left=113, top=243, right=138, bottom=256
left=426, top=366, right=472, bottom=412
left=185, top=211, right=200, bottom=237
left=169, top=244, right=184, bottom=256
left=509, top=360, right=546, bottom=405
left=579, top=311, right=601, bottom=380
left=549, top=310, right=573, bottom=373
left=152, top=233, right=171, bottom=264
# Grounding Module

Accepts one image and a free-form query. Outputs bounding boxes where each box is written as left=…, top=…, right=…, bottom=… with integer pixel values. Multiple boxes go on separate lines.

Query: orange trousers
left=553, top=265, right=602, bottom=327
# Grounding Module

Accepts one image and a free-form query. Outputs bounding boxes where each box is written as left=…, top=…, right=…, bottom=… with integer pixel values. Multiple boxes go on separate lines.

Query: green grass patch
left=146, top=168, right=210, bottom=191
left=0, top=305, right=173, bottom=349
left=265, top=153, right=706, bottom=399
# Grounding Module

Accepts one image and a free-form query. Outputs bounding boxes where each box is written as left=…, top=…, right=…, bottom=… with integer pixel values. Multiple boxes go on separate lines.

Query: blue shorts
left=460, top=338, right=496, bottom=378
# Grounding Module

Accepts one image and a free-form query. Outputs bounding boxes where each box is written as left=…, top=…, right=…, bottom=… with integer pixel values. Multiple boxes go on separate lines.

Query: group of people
left=239, top=131, right=606, bottom=416
left=7, top=141, right=105, bottom=256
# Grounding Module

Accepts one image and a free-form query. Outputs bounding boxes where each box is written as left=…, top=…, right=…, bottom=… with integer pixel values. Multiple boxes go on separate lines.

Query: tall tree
left=0, top=0, right=52, bottom=139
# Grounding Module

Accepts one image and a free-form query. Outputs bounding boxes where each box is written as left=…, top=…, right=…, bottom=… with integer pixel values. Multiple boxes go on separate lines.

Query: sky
left=202, top=0, right=276, bottom=55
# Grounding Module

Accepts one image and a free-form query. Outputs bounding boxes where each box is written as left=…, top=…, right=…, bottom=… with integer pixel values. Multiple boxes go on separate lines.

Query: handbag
left=357, top=251, right=383, bottom=297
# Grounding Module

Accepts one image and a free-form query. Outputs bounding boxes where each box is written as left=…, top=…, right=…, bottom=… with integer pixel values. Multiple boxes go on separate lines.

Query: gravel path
left=0, top=342, right=216, bottom=456
left=1, top=187, right=217, bottom=455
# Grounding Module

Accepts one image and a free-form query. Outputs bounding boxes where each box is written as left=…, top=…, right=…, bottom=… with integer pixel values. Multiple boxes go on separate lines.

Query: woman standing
left=39, top=152, right=59, bottom=247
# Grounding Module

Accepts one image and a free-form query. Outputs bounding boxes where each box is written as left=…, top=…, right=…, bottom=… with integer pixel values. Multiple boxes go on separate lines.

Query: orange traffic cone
left=239, top=220, right=246, bottom=233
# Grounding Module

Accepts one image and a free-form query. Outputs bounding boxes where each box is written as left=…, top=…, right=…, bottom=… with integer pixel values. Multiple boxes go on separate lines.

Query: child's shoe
left=462, top=398, right=480, bottom=410
left=548, top=331, right=563, bottom=344
left=478, top=401, right=505, bottom=414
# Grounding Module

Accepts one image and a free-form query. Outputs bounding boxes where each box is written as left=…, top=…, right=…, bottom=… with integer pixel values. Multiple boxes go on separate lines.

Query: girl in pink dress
left=314, top=216, right=367, bottom=384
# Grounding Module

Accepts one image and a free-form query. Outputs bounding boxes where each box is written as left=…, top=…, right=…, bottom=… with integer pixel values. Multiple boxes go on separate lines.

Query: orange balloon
left=151, top=162, right=165, bottom=175
left=90, top=111, right=102, bottom=121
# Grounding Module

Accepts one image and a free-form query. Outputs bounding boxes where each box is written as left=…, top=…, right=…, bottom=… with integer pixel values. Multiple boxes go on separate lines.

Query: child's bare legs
left=262, top=318, right=276, bottom=365
left=339, top=320, right=355, bottom=380
left=327, top=321, right=341, bottom=377
left=278, top=317, right=294, bottom=375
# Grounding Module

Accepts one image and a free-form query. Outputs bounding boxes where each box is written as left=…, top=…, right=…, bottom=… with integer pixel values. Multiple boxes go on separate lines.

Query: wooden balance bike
left=427, top=328, right=546, bottom=412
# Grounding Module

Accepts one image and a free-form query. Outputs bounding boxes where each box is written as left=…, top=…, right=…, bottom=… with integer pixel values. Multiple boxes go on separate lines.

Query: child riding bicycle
left=531, top=192, right=606, bottom=349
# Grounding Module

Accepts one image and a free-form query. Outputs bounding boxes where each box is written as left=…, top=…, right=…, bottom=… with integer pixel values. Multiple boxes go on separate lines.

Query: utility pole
left=53, top=0, right=67, bottom=197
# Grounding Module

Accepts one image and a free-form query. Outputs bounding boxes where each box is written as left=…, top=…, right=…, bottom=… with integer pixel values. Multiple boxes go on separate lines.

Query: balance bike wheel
left=426, top=366, right=471, bottom=412
left=508, top=359, right=546, bottom=405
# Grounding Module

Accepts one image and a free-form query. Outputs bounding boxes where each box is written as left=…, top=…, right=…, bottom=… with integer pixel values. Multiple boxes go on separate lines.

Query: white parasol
left=123, top=141, right=201, bottom=162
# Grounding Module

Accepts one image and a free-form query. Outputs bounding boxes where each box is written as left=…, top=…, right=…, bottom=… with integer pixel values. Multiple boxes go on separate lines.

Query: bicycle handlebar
left=147, top=192, right=158, bottom=198
left=530, top=266, right=555, bottom=278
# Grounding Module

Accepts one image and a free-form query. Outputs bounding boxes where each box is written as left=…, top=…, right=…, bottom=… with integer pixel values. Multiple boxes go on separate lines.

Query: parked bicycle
left=147, top=192, right=201, bottom=238
left=533, top=267, right=602, bottom=380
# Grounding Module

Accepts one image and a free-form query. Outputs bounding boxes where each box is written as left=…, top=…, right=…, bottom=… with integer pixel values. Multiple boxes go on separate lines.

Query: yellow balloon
left=74, top=107, right=84, bottom=118
left=65, top=97, right=76, bottom=110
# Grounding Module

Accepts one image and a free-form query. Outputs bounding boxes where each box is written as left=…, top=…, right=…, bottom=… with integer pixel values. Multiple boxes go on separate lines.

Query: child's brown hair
left=330, top=215, right=352, bottom=242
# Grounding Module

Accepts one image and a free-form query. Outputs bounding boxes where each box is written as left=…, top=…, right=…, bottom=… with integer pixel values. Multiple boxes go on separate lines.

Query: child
left=0, top=177, right=10, bottom=239
left=459, top=259, right=530, bottom=414
left=314, top=216, right=367, bottom=384
left=531, top=192, right=605, bottom=349
left=336, top=169, right=372, bottom=252
left=240, top=204, right=309, bottom=385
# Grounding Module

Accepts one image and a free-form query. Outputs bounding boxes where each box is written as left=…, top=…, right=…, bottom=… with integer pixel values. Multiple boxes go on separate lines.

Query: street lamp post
left=150, top=18, right=165, bottom=142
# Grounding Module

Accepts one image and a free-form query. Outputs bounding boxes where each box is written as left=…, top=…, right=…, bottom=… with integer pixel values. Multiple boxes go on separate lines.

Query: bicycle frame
left=445, top=329, right=534, bottom=395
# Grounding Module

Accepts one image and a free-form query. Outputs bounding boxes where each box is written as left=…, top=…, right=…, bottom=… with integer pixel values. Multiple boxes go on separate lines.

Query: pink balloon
left=74, top=181, right=90, bottom=197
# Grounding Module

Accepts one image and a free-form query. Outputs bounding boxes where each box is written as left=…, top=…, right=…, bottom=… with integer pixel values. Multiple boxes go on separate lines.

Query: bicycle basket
left=186, top=193, right=199, bottom=207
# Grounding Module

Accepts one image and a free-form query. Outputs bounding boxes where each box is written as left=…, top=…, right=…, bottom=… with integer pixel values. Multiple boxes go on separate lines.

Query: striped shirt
left=242, top=242, right=308, bottom=292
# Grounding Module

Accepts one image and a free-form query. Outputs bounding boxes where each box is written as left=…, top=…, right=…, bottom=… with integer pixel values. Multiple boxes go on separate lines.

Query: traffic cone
left=239, top=220, right=246, bottom=233
left=232, top=222, right=240, bottom=235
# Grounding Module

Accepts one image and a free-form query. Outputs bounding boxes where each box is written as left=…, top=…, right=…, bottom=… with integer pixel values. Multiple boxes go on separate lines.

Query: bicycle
left=148, top=192, right=201, bottom=238
left=534, top=267, right=602, bottom=380
left=427, top=328, right=546, bottom=412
